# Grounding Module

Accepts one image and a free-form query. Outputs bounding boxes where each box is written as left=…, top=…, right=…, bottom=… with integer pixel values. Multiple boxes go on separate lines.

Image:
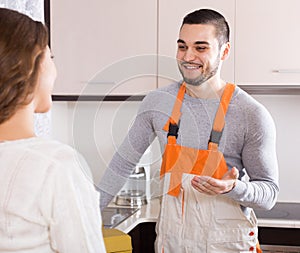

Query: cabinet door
left=51, top=0, right=157, bottom=95
left=158, top=0, right=236, bottom=87
left=235, top=0, right=300, bottom=85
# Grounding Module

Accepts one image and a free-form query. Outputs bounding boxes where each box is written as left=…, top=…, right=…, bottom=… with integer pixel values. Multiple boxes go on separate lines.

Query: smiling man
left=177, top=28, right=223, bottom=87
left=99, top=9, right=279, bottom=253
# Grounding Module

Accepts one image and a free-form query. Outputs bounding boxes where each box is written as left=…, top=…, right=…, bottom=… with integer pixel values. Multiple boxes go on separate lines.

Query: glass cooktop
left=254, top=202, right=300, bottom=220
left=101, top=207, right=139, bottom=228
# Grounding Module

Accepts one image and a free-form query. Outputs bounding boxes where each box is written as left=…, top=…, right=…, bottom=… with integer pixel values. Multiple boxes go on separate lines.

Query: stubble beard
left=178, top=57, right=221, bottom=87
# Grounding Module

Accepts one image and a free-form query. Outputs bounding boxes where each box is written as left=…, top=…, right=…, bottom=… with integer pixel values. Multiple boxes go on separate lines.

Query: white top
left=0, top=137, right=106, bottom=253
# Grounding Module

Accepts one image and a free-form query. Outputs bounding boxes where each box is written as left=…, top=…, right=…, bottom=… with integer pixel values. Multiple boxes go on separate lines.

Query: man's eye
left=178, top=45, right=186, bottom=50
left=196, top=47, right=207, bottom=51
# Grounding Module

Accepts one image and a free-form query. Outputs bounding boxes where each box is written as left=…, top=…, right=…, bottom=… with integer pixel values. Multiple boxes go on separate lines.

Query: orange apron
left=157, top=82, right=262, bottom=253
left=160, top=82, right=235, bottom=197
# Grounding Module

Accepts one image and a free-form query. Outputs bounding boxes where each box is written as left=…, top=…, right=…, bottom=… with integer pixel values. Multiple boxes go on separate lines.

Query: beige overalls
left=156, top=83, right=261, bottom=253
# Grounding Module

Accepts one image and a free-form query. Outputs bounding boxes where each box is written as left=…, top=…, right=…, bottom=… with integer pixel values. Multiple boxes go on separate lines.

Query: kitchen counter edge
left=108, top=198, right=300, bottom=234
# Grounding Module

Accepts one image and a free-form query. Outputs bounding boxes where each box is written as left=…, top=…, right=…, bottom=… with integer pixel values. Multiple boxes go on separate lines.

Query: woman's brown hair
left=0, top=8, right=49, bottom=124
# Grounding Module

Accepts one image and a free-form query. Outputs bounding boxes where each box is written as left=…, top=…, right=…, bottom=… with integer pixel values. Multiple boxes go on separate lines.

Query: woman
left=0, top=8, right=106, bottom=253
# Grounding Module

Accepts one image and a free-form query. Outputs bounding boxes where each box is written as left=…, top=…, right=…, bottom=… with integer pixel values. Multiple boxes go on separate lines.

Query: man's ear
left=221, top=42, right=230, bottom=61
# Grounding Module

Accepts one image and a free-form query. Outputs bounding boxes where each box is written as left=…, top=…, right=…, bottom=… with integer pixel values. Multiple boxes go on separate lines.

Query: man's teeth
left=184, top=65, right=200, bottom=69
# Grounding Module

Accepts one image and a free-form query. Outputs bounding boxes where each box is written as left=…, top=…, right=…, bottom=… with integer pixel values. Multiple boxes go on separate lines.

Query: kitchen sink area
left=102, top=199, right=300, bottom=253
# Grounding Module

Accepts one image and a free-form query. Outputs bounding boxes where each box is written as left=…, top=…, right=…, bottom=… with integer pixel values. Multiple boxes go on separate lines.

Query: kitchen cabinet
left=128, top=222, right=156, bottom=253
left=235, top=0, right=300, bottom=85
left=158, top=0, right=300, bottom=88
left=128, top=223, right=300, bottom=253
left=51, top=0, right=300, bottom=95
left=112, top=199, right=300, bottom=252
left=51, top=0, right=157, bottom=95
left=259, top=227, right=300, bottom=248
left=157, top=0, right=236, bottom=87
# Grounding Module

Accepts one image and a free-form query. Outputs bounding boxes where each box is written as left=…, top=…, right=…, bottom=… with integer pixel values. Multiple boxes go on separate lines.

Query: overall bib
left=156, top=83, right=262, bottom=253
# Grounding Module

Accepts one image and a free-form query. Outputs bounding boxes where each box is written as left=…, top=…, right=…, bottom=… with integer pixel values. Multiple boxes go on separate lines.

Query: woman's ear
left=221, top=42, right=230, bottom=61
left=32, top=47, right=56, bottom=113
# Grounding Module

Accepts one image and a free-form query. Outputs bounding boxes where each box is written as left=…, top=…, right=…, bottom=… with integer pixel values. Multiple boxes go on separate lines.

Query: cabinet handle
left=273, top=69, right=300, bottom=74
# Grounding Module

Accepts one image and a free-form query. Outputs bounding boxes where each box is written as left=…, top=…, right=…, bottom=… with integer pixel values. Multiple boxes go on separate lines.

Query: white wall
left=253, top=95, right=300, bottom=203
left=52, top=100, right=140, bottom=183
left=51, top=94, right=300, bottom=203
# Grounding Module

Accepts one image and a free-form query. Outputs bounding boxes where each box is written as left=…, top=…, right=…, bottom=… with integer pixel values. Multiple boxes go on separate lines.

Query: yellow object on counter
left=102, top=228, right=132, bottom=253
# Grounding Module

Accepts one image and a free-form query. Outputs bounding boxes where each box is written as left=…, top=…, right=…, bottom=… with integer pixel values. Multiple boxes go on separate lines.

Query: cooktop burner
left=101, top=207, right=139, bottom=228
left=254, top=202, right=300, bottom=220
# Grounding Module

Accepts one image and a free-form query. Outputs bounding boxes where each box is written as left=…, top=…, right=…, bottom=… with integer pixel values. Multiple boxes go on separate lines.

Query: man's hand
left=191, top=167, right=239, bottom=195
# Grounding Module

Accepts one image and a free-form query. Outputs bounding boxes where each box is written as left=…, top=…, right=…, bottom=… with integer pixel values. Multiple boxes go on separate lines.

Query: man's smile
left=181, top=62, right=202, bottom=70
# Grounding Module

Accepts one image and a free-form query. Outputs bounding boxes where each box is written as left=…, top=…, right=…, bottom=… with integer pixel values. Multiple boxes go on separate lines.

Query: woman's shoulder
left=23, top=137, right=76, bottom=158
left=27, top=138, right=93, bottom=181
left=8, top=137, right=84, bottom=171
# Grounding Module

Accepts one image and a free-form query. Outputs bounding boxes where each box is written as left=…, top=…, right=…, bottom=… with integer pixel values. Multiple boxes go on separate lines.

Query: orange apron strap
left=208, top=83, right=235, bottom=149
left=163, top=83, right=186, bottom=132
left=211, top=83, right=236, bottom=132
left=204, top=84, right=235, bottom=176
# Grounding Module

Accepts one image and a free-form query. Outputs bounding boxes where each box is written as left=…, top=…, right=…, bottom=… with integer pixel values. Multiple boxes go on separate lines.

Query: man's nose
left=183, top=48, right=196, bottom=62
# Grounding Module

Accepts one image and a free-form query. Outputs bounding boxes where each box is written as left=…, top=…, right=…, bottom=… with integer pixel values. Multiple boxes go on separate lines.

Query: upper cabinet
left=51, top=0, right=157, bottom=95
left=235, top=0, right=300, bottom=85
left=51, top=0, right=300, bottom=95
left=157, top=0, right=236, bottom=87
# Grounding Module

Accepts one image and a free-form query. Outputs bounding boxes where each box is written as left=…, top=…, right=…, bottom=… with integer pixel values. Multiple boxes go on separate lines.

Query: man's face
left=176, top=24, right=224, bottom=86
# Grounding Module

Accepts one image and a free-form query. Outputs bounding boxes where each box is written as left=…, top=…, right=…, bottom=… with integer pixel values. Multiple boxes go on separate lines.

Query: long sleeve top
left=0, top=137, right=106, bottom=253
left=99, top=82, right=279, bottom=213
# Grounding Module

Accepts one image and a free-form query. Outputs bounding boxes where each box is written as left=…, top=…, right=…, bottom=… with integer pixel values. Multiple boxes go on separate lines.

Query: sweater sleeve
left=225, top=101, right=279, bottom=210
left=98, top=96, right=156, bottom=210
left=40, top=147, right=107, bottom=253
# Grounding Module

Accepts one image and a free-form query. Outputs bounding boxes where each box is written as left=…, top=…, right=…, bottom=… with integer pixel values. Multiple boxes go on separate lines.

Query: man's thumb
left=230, top=167, right=239, bottom=179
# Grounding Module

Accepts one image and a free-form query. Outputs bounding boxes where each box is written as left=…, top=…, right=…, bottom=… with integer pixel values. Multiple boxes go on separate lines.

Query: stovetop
left=254, top=202, right=300, bottom=220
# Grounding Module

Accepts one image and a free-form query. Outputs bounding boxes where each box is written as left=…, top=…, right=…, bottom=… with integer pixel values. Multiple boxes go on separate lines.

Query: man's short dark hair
left=181, top=9, right=230, bottom=47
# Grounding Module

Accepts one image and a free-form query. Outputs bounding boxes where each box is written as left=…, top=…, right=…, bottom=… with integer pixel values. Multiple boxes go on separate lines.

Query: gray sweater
left=98, top=82, right=279, bottom=211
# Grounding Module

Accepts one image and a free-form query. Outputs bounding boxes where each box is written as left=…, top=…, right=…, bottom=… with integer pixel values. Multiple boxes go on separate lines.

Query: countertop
left=109, top=198, right=160, bottom=234
left=109, top=198, right=300, bottom=233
